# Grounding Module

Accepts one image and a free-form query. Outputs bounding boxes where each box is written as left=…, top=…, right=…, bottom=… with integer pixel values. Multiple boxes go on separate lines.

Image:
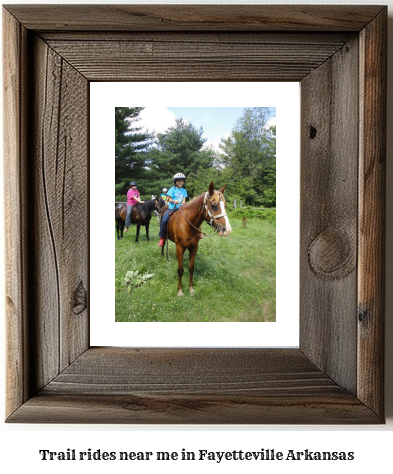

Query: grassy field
left=115, top=215, right=276, bottom=322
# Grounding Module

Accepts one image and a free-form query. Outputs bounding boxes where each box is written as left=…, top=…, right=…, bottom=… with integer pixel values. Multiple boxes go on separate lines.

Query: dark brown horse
left=115, top=198, right=158, bottom=242
left=163, top=182, right=232, bottom=296
left=156, top=198, right=168, bottom=224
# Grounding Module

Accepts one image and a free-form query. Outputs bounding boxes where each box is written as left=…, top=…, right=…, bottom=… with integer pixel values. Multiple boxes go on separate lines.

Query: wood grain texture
left=45, top=36, right=349, bottom=82
left=40, top=31, right=354, bottom=43
left=3, top=5, right=384, bottom=32
left=3, top=8, right=30, bottom=417
left=358, top=9, right=387, bottom=417
left=7, top=349, right=379, bottom=424
left=3, top=5, right=386, bottom=424
left=9, top=392, right=379, bottom=425
left=43, top=348, right=342, bottom=395
left=300, top=36, right=359, bottom=394
left=29, top=36, right=90, bottom=390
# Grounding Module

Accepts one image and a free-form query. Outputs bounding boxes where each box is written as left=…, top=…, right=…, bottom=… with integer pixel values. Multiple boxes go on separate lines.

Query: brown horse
left=156, top=198, right=168, bottom=224
left=163, top=182, right=232, bottom=296
left=115, top=198, right=158, bottom=242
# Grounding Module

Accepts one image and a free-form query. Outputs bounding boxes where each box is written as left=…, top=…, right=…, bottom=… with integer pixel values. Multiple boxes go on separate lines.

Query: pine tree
left=147, top=118, right=216, bottom=197
left=115, top=107, right=152, bottom=196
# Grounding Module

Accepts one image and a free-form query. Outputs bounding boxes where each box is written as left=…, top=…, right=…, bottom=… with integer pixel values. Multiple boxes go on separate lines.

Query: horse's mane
left=209, top=190, right=224, bottom=205
left=135, top=198, right=155, bottom=207
left=135, top=199, right=156, bottom=219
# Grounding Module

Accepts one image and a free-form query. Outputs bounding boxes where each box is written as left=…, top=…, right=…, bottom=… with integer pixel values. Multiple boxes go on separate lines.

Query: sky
left=138, top=107, right=276, bottom=151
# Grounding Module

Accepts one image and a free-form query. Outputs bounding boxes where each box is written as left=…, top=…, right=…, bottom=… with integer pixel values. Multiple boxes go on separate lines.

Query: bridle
left=178, top=191, right=228, bottom=237
left=155, top=199, right=167, bottom=215
left=203, top=191, right=228, bottom=228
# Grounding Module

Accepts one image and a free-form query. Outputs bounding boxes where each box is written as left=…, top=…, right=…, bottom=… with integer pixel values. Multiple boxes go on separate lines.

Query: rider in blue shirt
left=159, top=188, right=169, bottom=203
left=158, top=173, right=188, bottom=247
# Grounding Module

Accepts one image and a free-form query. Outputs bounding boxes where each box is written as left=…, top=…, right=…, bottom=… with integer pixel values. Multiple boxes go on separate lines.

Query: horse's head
left=154, top=197, right=166, bottom=214
left=204, top=182, right=232, bottom=236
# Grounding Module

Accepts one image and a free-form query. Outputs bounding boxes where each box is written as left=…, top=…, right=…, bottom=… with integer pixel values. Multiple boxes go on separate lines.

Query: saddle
left=168, top=208, right=179, bottom=217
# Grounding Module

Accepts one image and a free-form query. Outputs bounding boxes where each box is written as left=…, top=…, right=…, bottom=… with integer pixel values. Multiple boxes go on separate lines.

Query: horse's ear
left=208, top=182, right=214, bottom=196
left=219, top=185, right=226, bottom=194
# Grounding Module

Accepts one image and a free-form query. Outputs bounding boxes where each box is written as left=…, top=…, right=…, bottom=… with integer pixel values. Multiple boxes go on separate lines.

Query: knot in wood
left=308, top=228, right=355, bottom=279
left=309, top=125, right=317, bottom=139
left=72, top=281, right=87, bottom=315
left=358, top=307, right=370, bottom=326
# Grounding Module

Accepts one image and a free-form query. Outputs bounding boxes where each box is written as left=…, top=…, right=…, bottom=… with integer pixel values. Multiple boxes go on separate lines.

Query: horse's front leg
left=188, top=243, right=198, bottom=295
left=146, top=222, right=150, bottom=241
left=176, top=244, right=186, bottom=296
left=135, top=223, right=141, bottom=242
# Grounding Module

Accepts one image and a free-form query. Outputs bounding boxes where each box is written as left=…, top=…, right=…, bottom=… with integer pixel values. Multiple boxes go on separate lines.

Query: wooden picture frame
left=3, top=5, right=386, bottom=424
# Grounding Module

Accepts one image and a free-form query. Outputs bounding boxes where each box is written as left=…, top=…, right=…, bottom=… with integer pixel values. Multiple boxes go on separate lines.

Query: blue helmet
left=130, top=181, right=137, bottom=186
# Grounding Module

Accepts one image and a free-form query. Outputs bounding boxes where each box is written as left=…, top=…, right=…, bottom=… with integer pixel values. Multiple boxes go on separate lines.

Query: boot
left=158, top=238, right=166, bottom=247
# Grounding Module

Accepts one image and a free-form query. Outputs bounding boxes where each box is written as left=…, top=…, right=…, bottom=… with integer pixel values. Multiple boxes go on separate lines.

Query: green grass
left=115, top=216, right=275, bottom=322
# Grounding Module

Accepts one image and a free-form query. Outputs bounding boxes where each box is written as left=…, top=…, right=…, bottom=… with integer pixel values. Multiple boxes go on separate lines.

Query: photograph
left=114, top=106, right=277, bottom=322
left=90, top=82, right=299, bottom=348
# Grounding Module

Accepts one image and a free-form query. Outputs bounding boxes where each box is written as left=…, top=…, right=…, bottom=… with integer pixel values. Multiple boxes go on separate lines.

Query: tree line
left=115, top=107, right=276, bottom=207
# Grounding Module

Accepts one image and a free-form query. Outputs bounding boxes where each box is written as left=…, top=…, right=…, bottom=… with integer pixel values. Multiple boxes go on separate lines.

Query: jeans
left=159, top=209, right=170, bottom=238
left=125, top=205, right=133, bottom=227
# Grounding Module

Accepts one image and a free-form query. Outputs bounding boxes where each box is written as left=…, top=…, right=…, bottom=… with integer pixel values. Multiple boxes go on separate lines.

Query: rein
left=179, top=206, right=215, bottom=237
left=179, top=192, right=228, bottom=238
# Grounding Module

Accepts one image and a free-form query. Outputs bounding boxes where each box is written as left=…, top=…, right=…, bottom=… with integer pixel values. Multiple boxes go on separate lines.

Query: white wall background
left=1, top=0, right=392, bottom=472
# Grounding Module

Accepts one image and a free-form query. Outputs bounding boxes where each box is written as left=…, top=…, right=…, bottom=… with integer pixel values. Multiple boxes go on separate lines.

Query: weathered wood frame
left=3, top=5, right=386, bottom=424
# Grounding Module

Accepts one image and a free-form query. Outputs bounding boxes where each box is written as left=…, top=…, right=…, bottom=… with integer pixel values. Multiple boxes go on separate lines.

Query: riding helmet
left=130, top=181, right=137, bottom=186
left=162, top=188, right=168, bottom=193
left=173, top=173, right=186, bottom=184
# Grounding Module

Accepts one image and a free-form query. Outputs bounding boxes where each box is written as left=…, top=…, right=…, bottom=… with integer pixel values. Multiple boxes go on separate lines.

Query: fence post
left=233, top=199, right=236, bottom=210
